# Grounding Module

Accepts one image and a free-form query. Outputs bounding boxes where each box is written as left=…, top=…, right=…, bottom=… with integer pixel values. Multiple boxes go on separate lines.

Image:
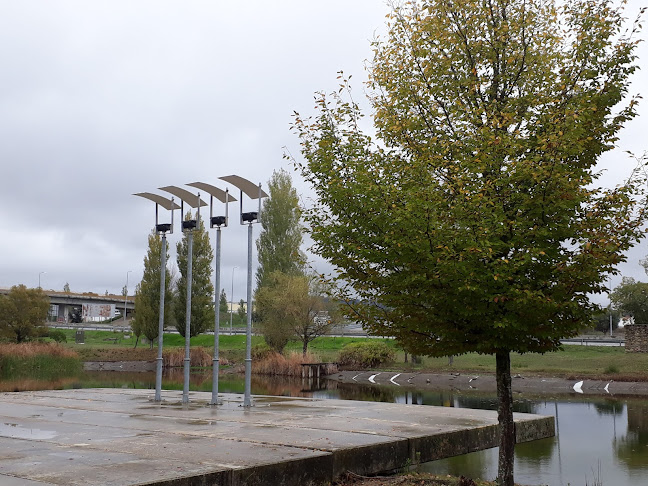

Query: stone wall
left=625, top=324, right=648, bottom=353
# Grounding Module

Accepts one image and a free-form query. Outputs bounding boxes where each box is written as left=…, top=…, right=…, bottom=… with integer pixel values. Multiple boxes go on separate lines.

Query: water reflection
left=0, top=376, right=81, bottom=393
left=594, top=398, right=625, bottom=416
left=615, top=401, right=648, bottom=471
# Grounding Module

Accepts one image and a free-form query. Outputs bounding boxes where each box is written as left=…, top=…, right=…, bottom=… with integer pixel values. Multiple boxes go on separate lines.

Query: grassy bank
left=49, top=328, right=648, bottom=381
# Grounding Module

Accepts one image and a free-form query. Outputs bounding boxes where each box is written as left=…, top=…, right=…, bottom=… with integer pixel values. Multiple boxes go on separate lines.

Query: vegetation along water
left=4, top=331, right=648, bottom=484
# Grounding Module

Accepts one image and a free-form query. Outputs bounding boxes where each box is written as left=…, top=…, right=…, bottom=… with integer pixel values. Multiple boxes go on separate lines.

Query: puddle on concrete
left=0, top=422, right=56, bottom=440
left=178, top=419, right=218, bottom=426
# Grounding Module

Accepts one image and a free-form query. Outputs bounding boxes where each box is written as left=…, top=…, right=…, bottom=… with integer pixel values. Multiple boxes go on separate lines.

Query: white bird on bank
left=573, top=380, right=584, bottom=394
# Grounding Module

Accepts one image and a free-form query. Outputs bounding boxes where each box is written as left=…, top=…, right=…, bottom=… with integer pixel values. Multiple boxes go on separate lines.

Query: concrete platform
left=0, top=389, right=554, bottom=485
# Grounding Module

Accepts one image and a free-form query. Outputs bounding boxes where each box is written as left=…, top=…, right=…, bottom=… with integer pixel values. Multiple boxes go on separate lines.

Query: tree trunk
left=302, top=339, right=308, bottom=357
left=496, top=350, right=515, bottom=486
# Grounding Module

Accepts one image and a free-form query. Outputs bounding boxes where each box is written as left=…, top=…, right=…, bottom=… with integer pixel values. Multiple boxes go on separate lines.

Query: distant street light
left=123, top=270, right=132, bottom=323
left=160, top=185, right=206, bottom=404
left=609, top=277, right=614, bottom=337
left=133, top=192, right=180, bottom=402
left=230, top=266, right=238, bottom=336
left=187, top=181, right=236, bottom=406
left=38, top=271, right=46, bottom=289
left=219, top=175, right=268, bottom=408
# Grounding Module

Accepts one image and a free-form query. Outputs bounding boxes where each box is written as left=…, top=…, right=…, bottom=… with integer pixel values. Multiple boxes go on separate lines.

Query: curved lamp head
left=134, top=192, right=180, bottom=234
left=219, top=175, right=268, bottom=225
left=187, top=182, right=237, bottom=228
left=159, top=186, right=207, bottom=232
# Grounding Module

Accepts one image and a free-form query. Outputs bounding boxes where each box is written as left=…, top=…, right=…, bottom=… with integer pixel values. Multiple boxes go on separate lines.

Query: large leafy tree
left=0, top=285, right=49, bottom=343
left=255, top=169, right=305, bottom=289
left=292, top=1, right=645, bottom=484
left=133, top=232, right=172, bottom=349
left=175, top=213, right=215, bottom=337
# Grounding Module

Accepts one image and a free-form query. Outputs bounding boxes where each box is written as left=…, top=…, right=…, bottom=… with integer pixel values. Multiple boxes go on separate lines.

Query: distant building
left=0, top=288, right=134, bottom=323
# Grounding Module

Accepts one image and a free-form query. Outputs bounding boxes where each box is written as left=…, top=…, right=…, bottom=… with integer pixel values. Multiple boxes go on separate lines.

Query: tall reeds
left=0, top=342, right=78, bottom=359
left=162, top=347, right=229, bottom=368
left=0, top=342, right=81, bottom=379
left=252, top=351, right=323, bottom=376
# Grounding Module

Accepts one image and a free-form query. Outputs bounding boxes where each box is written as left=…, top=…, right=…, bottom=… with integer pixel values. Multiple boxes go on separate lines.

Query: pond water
left=4, top=369, right=648, bottom=486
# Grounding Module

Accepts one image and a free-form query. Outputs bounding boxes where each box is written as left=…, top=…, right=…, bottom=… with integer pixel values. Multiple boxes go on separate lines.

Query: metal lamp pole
left=244, top=221, right=253, bottom=406
left=156, top=233, right=167, bottom=400
left=609, top=277, right=614, bottom=337
left=220, top=175, right=267, bottom=408
left=133, top=192, right=178, bottom=402
left=38, top=271, right=46, bottom=289
left=160, top=186, right=206, bottom=404
left=230, top=266, right=238, bottom=335
left=123, top=270, right=132, bottom=323
left=187, top=182, right=235, bottom=406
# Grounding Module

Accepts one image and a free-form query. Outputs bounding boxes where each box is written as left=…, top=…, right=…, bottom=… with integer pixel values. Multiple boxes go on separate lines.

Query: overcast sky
left=0, top=1, right=646, bottom=307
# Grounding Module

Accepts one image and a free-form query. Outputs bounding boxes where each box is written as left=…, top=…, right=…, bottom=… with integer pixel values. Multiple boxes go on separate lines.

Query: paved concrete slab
left=0, top=389, right=554, bottom=485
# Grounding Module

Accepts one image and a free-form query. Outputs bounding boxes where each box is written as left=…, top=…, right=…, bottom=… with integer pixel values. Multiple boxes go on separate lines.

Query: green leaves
left=255, top=169, right=305, bottom=289
left=293, top=0, right=645, bottom=361
left=133, top=232, right=172, bottom=344
left=174, top=214, right=215, bottom=338
left=0, top=285, right=49, bottom=343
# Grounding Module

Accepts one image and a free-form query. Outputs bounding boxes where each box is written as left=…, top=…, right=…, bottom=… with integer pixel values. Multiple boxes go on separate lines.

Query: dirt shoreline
left=83, top=360, right=156, bottom=372
left=330, top=369, right=648, bottom=397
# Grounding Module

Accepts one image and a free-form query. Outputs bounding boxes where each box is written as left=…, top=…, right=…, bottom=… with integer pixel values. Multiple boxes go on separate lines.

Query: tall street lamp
left=230, top=266, right=238, bottom=336
left=187, top=181, right=236, bottom=406
left=38, top=271, right=46, bottom=289
left=123, top=270, right=132, bottom=323
left=220, top=175, right=267, bottom=408
left=133, top=192, right=179, bottom=402
left=160, top=185, right=206, bottom=404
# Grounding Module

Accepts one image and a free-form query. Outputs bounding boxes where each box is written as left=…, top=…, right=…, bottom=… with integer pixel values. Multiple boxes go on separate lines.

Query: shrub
left=48, top=330, right=67, bottom=343
left=251, top=343, right=274, bottom=360
left=338, top=341, right=395, bottom=369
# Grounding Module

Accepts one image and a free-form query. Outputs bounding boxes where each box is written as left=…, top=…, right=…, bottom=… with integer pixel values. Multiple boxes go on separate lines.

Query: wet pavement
left=0, top=389, right=554, bottom=485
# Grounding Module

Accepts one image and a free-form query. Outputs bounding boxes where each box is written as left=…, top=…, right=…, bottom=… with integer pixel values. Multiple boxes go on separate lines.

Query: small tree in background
left=133, top=232, right=172, bottom=349
left=219, top=289, right=229, bottom=320
left=293, top=1, right=646, bottom=484
left=255, top=170, right=307, bottom=348
left=592, top=308, right=620, bottom=335
left=63, top=282, right=70, bottom=293
left=255, top=169, right=305, bottom=289
left=237, top=299, right=246, bottom=323
left=256, top=271, right=339, bottom=355
left=174, top=213, right=215, bottom=337
left=611, top=277, right=648, bottom=325
left=0, top=285, right=49, bottom=343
